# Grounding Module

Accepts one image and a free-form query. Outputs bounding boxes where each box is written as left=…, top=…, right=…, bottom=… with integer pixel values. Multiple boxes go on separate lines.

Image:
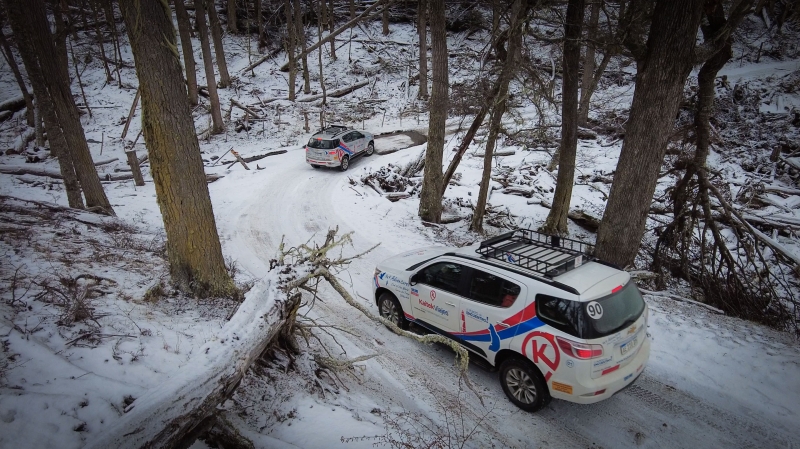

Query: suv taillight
left=556, top=336, right=603, bottom=359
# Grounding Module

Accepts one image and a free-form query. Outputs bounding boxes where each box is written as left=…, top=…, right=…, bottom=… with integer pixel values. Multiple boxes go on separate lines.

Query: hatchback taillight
left=556, top=336, right=604, bottom=359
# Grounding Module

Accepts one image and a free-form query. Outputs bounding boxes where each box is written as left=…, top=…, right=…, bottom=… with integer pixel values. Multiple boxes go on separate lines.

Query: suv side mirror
left=409, top=273, right=421, bottom=286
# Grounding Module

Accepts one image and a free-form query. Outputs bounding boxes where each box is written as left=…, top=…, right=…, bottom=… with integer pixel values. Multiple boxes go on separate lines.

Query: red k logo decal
left=430, top=290, right=436, bottom=300
left=521, top=332, right=560, bottom=381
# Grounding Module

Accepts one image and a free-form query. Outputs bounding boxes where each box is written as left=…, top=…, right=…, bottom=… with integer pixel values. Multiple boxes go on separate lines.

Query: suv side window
left=467, top=270, right=521, bottom=308
left=417, top=262, right=463, bottom=295
left=353, top=131, right=364, bottom=139
left=536, top=294, right=579, bottom=336
left=342, top=132, right=355, bottom=143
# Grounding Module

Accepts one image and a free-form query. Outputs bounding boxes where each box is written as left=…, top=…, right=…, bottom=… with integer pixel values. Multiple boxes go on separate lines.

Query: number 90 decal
left=586, top=301, right=604, bottom=319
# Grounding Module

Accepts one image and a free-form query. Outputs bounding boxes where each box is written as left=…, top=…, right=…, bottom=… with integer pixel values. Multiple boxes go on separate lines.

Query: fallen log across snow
left=85, top=281, right=299, bottom=449
left=296, top=80, right=369, bottom=102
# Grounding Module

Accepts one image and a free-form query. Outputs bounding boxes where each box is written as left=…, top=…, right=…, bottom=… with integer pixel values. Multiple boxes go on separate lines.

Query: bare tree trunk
left=207, top=0, right=232, bottom=87
left=6, top=0, right=111, bottom=212
left=318, top=0, right=327, bottom=105
left=0, top=27, right=35, bottom=127
left=294, top=0, right=311, bottom=94
left=256, top=0, right=265, bottom=49
left=195, top=0, right=226, bottom=133
left=90, top=0, right=114, bottom=82
left=103, top=0, right=123, bottom=86
left=470, top=0, right=528, bottom=233
left=542, top=0, right=584, bottom=234
left=34, top=102, right=45, bottom=147
left=382, top=3, right=389, bottom=35
left=53, top=1, right=72, bottom=85
left=120, top=0, right=235, bottom=296
left=416, top=0, right=428, bottom=99
left=350, top=0, right=355, bottom=19
left=285, top=0, right=297, bottom=100
left=227, top=0, right=238, bottom=33
left=175, top=0, right=199, bottom=105
left=328, top=0, right=336, bottom=60
left=595, top=0, right=705, bottom=267
left=417, top=0, right=447, bottom=223
left=577, top=0, right=600, bottom=126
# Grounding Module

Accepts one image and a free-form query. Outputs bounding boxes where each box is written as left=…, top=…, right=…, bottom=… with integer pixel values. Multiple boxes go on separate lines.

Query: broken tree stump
left=126, top=149, right=145, bottom=186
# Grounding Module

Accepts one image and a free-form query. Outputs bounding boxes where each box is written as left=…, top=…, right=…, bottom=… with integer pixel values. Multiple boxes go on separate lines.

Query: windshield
left=307, top=138, right=337, bottom=149
left=536, top=282, right=645, bottom=339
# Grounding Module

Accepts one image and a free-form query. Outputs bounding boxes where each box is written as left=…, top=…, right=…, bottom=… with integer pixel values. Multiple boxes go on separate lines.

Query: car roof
left=450, top=245, right=628, bottom=298
left=312, top=125, right=352, bottom=139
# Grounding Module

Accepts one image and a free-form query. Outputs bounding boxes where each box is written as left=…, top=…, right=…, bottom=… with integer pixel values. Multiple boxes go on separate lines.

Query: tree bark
left=382, top=3, right=389, bottom=35
left=121, top=0, right=235, bottom=296
left=470, top=0, right=528, bottom=233
left=594, top=0, right=705, bottom=268
left=6, top=0, right=112, bottom=214
left=418, top=0, right=447, bottom=223
left=328, top=0, right=336, bottom=60
left=285, top=0, right=297, bottom=100
left=195, top=0, right=226, bottom=133
left=256, top=0, right=265, bottom=49
left=542, top=0, right=584, bottom=234
left=417, top=0, right=428, bottom=99
left=90, top=0, right=113, bottom=82
left=175, top=0, right=200, bottom=105
left=52, top=1, right=73, bottom=87
left=0, top=28, right=35, bottom=127
left=207, top=0, right=232, bottom=87
left=227, top=0, right=238, bottom=33
left=577, top=0, right=600, bottom=126
left=102, top=0, right=122, bottom=85
left=294, top=0, right=311, bottom=94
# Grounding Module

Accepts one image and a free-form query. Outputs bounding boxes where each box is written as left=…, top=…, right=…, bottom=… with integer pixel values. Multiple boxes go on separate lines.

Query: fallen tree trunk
left=0, top=94, right=29, bottom=113
left=85, top=281, right=299, bottom=449
left=297, top=80, right=369, bottom=102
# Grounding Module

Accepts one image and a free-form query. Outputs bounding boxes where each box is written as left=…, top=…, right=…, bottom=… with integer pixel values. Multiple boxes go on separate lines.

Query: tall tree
left=382, top=3, right=389, bottom=35
left=470, top=0, right=529, bottom=232
left=0, top=26, right=35, bottom=127
left=542, top=0, right=585, bottom=234
left=577, top=0, right=601, bottom=126
left=195, top=0, right=226, bottom=133
left=120, top=0, right=235, bottom=297
left=328, top=0, right=336, bottom=60
left=417, top=0, right=448, bottom=223
left=227, top=0, right=238, bottom=33
left=594, top=0, right=705, bottom=267
left=294, top=0, right=311, bottom=94
left=5, top=0, right=113, bottom=214
left=207, top=0, right=232, bottom=87
left=285, top=0, right=297, bottom=100
left=417, top=0, right=428, bottom=99
left=174, top=0, right=199, bottom=105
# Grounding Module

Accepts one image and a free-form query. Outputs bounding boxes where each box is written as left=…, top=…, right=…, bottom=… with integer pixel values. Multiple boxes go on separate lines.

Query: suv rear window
left=307, top=138, right=338, bottom=149
left=536, top=282, right=645, bottom=339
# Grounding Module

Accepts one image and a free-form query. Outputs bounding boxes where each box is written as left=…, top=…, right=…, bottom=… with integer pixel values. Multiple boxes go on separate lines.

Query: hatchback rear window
left=307, top=138, right=338, bottom=149
left=536, top=282, right=645, bottom=339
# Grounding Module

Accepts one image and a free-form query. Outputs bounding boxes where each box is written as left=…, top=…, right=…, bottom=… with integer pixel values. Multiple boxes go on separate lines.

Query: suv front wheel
left=499, top=357, right=551, bottom=412
left=340, top=155, right=350, bottom=171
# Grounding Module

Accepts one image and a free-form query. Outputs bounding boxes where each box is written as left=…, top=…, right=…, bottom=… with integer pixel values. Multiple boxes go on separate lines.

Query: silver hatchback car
left=305, top=125, right=375, bottom=171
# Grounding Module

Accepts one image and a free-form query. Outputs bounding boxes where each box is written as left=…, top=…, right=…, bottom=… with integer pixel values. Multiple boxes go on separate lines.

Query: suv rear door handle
left=495, top=322, right=510, bottom=329
left=445, top=302, right=456, bottom=307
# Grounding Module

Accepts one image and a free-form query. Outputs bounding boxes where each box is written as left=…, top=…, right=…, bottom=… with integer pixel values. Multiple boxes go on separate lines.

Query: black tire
left=311, top=164, right=321, bottom=169
left=378, top=292, right=409, bottom=330
left=499, top=357, right=551, bottom=412
left=340, top=155, right=350, bottom=171
left=365, top=141, right=375, bottom=156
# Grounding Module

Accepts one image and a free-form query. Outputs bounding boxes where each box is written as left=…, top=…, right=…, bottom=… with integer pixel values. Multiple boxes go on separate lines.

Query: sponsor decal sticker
left=592, top=356, right=613, bottom=368
left=430, top=290, right=436, bottom=300
left=411, top=288, right=419, bottom=297
left=551, top=381, right=573, bottom=395
left=465, top=309, right=489, bottom=323
left=624, top=373, right=633, bottom=382
left=521, top=332, right=560, bottom=381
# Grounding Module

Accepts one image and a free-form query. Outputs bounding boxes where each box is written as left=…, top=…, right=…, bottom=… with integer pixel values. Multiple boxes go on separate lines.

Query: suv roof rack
left=476, top=229, right=595, bottom=278
left=314, top=125, right=350, bottom=136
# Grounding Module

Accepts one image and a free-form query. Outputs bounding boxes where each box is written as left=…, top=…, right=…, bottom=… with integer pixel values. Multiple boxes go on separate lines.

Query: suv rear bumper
left=551, top=337, right=650, bottom=404
left=307, top=158, right=341, bottom=167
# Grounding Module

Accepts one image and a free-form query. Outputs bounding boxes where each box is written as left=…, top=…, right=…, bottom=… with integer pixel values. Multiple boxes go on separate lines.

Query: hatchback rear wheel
left=378, top=292, right=408, bottom=330
left=499, top=357, right=551, bottom=412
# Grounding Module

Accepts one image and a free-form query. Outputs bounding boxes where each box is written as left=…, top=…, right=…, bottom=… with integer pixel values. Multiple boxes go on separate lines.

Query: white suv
left=372, top=229, right=650, bottom=412
left=305, top=125, right=375, bottom=171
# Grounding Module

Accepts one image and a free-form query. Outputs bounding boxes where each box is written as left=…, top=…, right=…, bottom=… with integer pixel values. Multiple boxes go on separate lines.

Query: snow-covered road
left=211, top=141, right=800, bottom=448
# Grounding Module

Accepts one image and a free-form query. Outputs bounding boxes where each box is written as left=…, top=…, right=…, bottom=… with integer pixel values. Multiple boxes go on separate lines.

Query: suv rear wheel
left=365, top=141, right=375, bottom=156
left=340, top=155, right=350, bottom=171
left=499, top=357, right=551, bottom=412
left=378, top=292, right=409, bottom=330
